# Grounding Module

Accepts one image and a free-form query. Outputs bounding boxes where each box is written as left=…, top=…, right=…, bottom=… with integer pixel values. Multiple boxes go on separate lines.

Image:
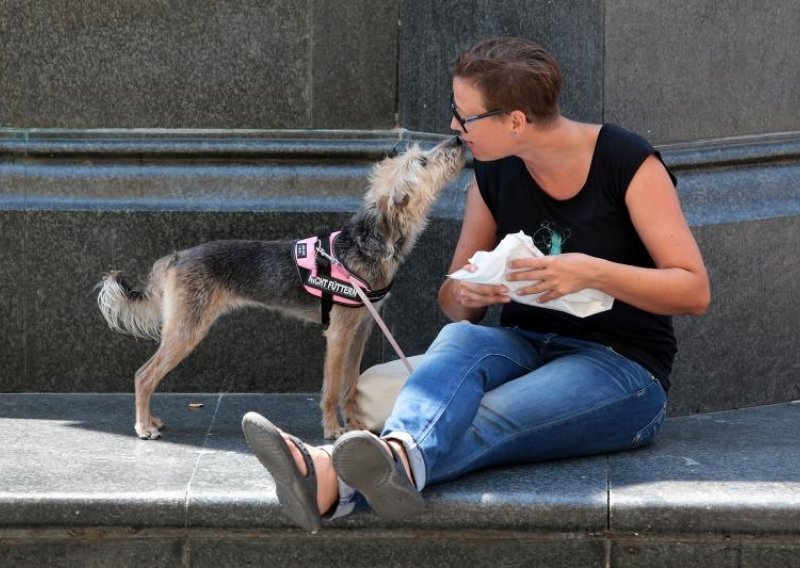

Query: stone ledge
left=1, top=393, right=798, bottom=535
left=2, top=393, right=799, bottom=566
left=2, top=128, right=799, bottom=226
left=0, top=129, right=449, bottom=160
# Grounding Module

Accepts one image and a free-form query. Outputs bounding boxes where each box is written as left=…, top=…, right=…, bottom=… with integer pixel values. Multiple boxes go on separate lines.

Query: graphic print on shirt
left=533, top=221, right=571, bottom=256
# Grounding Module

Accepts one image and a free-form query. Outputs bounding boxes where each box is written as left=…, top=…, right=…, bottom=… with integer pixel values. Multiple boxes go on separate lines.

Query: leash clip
left=315, top=242, right=337, bottom=265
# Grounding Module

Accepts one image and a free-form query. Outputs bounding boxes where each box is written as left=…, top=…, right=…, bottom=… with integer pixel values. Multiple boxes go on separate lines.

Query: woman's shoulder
left=598, top=123, right=655, bottom=155
left=595, top=124, right=674, bottom=190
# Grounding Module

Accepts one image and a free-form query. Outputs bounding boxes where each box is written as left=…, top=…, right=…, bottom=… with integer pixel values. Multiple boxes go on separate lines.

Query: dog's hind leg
left=134, top=273, right=234, bottom=439
left=134, top=321, right=208, bottom=439
left=340, top=310, right=375, bottom=432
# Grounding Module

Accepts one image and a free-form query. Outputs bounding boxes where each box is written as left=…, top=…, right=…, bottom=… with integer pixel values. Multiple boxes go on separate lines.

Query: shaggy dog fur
left=97, top=137, right=465, bottom=439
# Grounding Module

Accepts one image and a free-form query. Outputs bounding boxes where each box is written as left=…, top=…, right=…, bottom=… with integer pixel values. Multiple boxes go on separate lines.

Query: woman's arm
left=438, top=179, right=510, bottom=322
left=507, top=155, right=711, bottom=316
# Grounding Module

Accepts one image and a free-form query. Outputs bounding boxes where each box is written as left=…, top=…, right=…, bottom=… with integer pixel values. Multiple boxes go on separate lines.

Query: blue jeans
left=381, top=321, right=667, bottom=490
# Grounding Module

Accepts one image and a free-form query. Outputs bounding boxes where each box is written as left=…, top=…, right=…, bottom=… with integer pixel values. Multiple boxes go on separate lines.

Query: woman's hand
left=450, top=263, right=512, bottom=308
left=506, top=253, right=597, bottom=303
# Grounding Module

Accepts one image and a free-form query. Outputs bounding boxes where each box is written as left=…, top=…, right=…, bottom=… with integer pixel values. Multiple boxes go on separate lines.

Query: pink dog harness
left=294, top=231, right=392, bottom=326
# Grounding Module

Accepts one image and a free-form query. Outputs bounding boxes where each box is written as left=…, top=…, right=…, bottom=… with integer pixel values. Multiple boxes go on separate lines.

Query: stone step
left=1, top=393, right=799, bottom=567
left=3, top=129, right=800, bottom=418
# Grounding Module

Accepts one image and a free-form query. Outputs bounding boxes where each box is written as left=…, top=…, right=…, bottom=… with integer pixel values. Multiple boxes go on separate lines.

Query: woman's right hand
left=450, top=264, right=511, bottom=308
left=437, top=179, right=504, bottom=322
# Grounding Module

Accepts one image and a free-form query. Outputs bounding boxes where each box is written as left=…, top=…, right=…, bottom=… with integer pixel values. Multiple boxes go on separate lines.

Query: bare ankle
left=314, top=448, right=339, bottom=515
left=283, top=435, right=339, bottom=515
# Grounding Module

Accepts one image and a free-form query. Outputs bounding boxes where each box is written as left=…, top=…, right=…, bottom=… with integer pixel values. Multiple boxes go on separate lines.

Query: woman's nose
left=449, top=115, right=463, bottom=133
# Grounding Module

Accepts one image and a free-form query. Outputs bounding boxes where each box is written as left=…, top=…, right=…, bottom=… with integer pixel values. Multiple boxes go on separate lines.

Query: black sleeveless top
left=474, top=123, right=677, bottom=390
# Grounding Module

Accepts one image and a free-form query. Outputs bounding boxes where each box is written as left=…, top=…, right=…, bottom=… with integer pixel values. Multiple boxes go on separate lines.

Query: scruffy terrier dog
left=97, top=137, right=465, bottom=440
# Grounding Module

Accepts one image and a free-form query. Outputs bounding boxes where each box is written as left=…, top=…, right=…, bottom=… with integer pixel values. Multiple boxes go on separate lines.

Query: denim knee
left=430, top=321, right=493, bottom=353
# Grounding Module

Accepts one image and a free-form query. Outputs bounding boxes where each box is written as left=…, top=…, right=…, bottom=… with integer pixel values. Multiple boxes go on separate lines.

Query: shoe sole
left=241, top=412, right=322, bottom=534
left=333, top=432, right=424, bottom=520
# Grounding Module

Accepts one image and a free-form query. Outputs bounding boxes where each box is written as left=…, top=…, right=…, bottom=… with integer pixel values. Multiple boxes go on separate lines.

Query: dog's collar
left=294, top=231, right=392, bottom=326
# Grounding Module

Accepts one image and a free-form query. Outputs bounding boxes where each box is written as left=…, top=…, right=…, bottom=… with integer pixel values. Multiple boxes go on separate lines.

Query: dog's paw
left=323, top=425, right=346, bottom=440
left=151, top=416, right=165, bottom=430
left=345, top=417, right=368, bottom=432
left=135, top=421, right=163, bottom=440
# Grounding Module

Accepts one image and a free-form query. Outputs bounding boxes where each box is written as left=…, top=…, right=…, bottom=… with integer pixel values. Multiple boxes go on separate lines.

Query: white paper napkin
left=448, top=231, right=614, bottom=318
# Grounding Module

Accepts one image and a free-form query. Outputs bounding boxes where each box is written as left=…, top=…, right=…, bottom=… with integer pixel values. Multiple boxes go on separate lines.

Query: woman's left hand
left=506, top=253, right=597, bottom=303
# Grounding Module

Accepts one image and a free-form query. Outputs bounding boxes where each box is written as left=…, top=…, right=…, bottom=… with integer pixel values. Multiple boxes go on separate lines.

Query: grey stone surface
left=740, top=543, right=800, bottom=567
left=311, top=0, right=400, bottom=129
left=2, top=2, right=799, bottom=142
left=609, top=402, right=800, bottom=535
left=0, top=1, right=309, bottom=129
left=1, top=393, right=799, bottom=564
left=0, top=534, right=184, bottom=568
left=0, top=393, right=217, bottom=527
left=0, top=129, right=476, bottom=393
left=604, top=0, right=800, bottom=143
left=610, top=539, right=739, bottom=568
left=188, top=533, right=606, bottom=568
left=0, top=393, right=608, bottom=533
left=612, top=538, right=800, bottom=568
left=668, top=216, right=800, bottom=416
left=400, top=1, right=603, bottom=133
left=0, top=130, right=457, bottom=207
left=0, top=212, right=24, bottom=384
left=0, top=1, right=400, bottom=130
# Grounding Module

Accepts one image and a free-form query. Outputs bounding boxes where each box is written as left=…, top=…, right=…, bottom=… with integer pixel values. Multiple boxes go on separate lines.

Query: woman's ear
left=509, top=110, right=528, bottom=133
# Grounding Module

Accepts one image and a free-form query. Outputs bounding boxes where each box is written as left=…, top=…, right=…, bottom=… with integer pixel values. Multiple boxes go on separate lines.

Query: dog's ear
left=377, top=188, right=410, bottom=213
left=350, top=207, right=396, bottom=260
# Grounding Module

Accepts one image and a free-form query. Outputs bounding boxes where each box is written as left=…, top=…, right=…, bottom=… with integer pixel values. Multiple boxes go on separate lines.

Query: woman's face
left=450, top=76, right=515, bottom=161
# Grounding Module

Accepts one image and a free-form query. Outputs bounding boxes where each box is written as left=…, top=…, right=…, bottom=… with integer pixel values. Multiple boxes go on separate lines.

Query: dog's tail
left=96, top=255, right=174, bottom=340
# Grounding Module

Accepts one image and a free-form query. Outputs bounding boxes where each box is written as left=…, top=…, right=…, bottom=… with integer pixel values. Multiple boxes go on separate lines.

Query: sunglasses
left=450, top=95, right=508, bottom=133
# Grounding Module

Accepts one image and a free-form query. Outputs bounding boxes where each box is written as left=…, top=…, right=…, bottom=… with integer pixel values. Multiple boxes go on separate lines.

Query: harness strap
left=293, top=232, right=411, bottom=373
left=318, top=234, right=335, bottom=326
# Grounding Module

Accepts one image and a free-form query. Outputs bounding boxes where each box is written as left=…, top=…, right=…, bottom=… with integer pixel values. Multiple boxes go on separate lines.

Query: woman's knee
left=630, top=400, right=667, bottom=449
left=431, top=321, right=511, bottom=354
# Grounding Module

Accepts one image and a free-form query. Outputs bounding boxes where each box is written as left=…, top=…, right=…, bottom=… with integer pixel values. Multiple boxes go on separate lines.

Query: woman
left=242, top=36, right=711, bottom=533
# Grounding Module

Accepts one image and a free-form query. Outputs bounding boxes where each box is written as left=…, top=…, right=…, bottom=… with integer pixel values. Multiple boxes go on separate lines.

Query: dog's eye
left=418, top=157, right=428, bottom=167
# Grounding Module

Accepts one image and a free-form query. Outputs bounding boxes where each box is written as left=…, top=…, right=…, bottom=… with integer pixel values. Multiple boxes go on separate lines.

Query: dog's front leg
left=340, top=310, right=374, bottom=432
left=321, top=307, right=355, bottom=438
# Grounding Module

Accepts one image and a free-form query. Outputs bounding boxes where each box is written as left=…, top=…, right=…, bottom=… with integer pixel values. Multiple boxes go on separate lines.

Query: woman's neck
left=516, top=118, right=601, bottom=199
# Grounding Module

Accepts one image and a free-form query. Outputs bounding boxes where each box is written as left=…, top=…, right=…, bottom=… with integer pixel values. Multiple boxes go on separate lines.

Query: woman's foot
left=242, top=412, right=339, bottom=533
left=332, top=430, right=424, bottom=520
left=283, top=434, right=339, bottom=515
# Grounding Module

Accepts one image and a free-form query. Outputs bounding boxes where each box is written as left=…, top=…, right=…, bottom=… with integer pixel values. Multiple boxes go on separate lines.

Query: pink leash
left=314, top=240, right=414, bottom=375
left=347, top=275, right=415, bottom=375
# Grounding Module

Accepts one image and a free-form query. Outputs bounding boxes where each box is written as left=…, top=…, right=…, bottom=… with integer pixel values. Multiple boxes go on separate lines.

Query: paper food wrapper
left=448, top=231, right=614, bottom=318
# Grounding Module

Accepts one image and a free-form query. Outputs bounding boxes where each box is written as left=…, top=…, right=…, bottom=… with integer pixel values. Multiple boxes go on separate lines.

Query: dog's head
left=362, top=137, right=466, bottom=262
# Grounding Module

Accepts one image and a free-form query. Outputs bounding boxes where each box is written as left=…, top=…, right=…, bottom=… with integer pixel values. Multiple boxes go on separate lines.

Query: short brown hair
left=453, top=37, right=562, bottom=124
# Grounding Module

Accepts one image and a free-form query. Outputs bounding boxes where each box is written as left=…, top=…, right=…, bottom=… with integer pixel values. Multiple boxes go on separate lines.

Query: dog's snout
left=441, top=136, right=462, bottom=148
left=430, top=136, right=464, bottom=154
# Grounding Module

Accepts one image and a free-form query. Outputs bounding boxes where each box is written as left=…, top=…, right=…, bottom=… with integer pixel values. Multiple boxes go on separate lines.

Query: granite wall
left=1, top=2, right=799, bottom=414
left=0, top=0, right=400, bottom=130
left=1, top=1, right=798, bottom=142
